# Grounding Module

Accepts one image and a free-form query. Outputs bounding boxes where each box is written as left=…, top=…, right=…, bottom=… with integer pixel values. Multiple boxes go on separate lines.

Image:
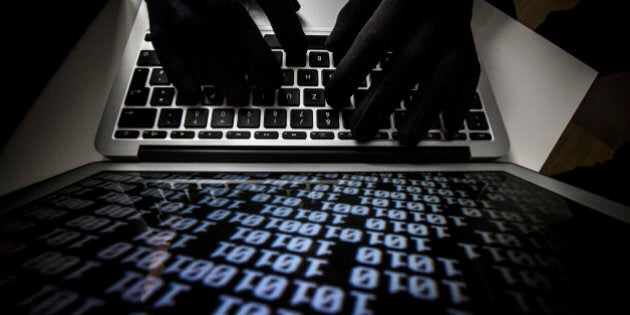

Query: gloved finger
left=349, top=10, right=446, bottom=142
left=256, top=0, right=307, bottom=66
left=146, top=1, right=201, bottom=104
left=325, top=0, right=417, bottom=109
left=200, top=0, right=279, bottom=103
left=441, top=34, right=480, bottom=138
left=398, top=40, right=475, bottom=146
left=325, top=0, right=382, bottom=62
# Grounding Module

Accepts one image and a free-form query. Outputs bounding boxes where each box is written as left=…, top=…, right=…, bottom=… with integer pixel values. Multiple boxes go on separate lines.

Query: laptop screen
left=1, top=169, right=627, bottom=314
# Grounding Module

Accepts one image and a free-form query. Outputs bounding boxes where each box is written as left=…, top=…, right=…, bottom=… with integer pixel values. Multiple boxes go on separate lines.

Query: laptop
left=1, top=161, right=628, bottom=314
left=95, top=0, right=509, bottom=162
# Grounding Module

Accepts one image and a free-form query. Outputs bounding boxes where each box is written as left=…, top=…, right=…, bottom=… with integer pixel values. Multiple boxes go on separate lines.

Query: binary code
left=0, top=170, right=586, bottom=314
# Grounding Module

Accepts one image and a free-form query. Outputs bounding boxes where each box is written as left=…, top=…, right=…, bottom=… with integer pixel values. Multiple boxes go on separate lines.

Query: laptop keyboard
left=115, top=34, right=493, bottom=143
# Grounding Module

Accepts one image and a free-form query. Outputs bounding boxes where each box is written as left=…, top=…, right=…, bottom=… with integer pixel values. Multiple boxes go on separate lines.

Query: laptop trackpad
left=248, top=0, right=344, bottom=29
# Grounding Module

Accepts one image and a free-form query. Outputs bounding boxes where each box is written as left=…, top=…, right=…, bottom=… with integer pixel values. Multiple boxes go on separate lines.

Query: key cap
left=158, top=108, right=183, bottom=128
left=185, top=108, right=208, bottom=128
left=118, top=108, right=156, bottom=128
left=238, top=109, right=261, bottom=128
left=143, top=130, right=167, bottom=139
left=150, top=68, right=170, bottom=85
left=283, top=131, right=307, bottom=139
left=311, top=131, right=334, bottom=140
left=264, top=35, right=281, bottom=48
left=273, top=50, right=283, bottom=66
left=129, top=68, right=149, bottom=89
left=282, top=69, right=294, bottom=86
left=309, top=51, right=330, bottom=68
left=297, top=69, right=318, bottom=86
left=307, top=35, right=328, bottom=49
left=342, top=110, right=354, bottom=129
left=278, top=89, right=300, bottom=106
left=199, top=131, right=223, bottom=139
left=317, top=110, right=339, bottom=129
left=227, top=131, right=251, bottom=139
left=171, top=131, right=195, bottom=139
left=322, top=70, right=335, bottom=86
left=255, top=131, right=279, bottom=139
left=264, top=109, right=287, bottom=128
left=202, top=86, right=224, bottom=105
left=252, top=89, right=275, bottom=106
left=115, top=130, right=140, bottom=139
left=303, top=89, right=325, bottom=107
left=125, top=88, right=149, bottom=106
left=291, top=110, right=313, bottom=129
left=466, top=112, right=489, bottom=130
left=137, top=50, right=160, bottom=66
left=151, top=88, right=175, bottom=106
left=211, top=109, right=235, bottom=128
left=470, top=133, right=492, bottom=140
left=472, top=92, right=482, bottom=109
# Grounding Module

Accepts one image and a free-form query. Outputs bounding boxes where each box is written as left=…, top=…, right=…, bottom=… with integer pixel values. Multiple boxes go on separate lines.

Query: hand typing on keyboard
left=145, top=0, right=306, bottom=105
left=325, top=0, right=481, bottom=146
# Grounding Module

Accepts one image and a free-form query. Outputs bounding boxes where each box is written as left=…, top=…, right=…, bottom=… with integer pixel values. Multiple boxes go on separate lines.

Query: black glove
left=145, top=0, right=306, bottom=105
left=325, top=0, right=481, bottom=146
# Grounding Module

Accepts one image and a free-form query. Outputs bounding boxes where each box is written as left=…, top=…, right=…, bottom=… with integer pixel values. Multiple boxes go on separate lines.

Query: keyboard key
left=423, top=132, right=442, bottom=140
left=255, top=131, right=279, bottom=139
left=282, top=69, right=294, bottom=86
left=303, top=89, right=325, bottom=107
left=171, top=131, right=195, bottom=139
left=311, top=131, right=334, bottom=140
left=129, top=68, right=149, bottom=89
left=309, top=51, right=330, bottom=68
left=264, top=109, right=287, bottom=128
left=150, top=68, right=170, bottom=85
left=137, top=50, right=160, bottom=66
left=199, top=131, right=223, bottom=139
left=227, top=131, right=251, bottom=139
left=115, top=130, right=140, bottom=139
left=252, top=89, right=275, bottom=106
left=185, top=108, right=208, bottom=128
left=151, top=88, right=175, bottom=106
left=283, top=131, right=307, bottom=139
left=202, top=87, right=224, bottom=105
left=144, top=33, right=152, bottom=42
left=158, top=109, right=183, bottom=128
left=238, top=109, right=261, bottom=128
left=307, top=35, right=328, bottom=49
left=322, top=70, right=335, bottom=86
left=297, top=69, right=318, bottom=86
left=338, top=132, right=354, bottom=140
left=118, top=108, right=156, bottom=128
left=125, top=88, right=149, bottom=106
left=373, top=132, right=389, bottom=140
left=278, top=89, right=300, bottom=106
left=273, top=50, right=283, bottom=66
left=143, top=130, right=167, bottom=139
left=317, top=110, right=339, bottom=129
left=291, top=110, right=313, bottom=129
left=466, top=112, right=489, bottom=130
left=470, top=133, right=492, bottom=140
left=211, top=109, right=235, bottom=128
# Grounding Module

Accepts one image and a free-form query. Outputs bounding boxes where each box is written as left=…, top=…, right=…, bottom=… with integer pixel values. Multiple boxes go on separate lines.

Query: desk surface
left=0, top=0, right=596, bottom=196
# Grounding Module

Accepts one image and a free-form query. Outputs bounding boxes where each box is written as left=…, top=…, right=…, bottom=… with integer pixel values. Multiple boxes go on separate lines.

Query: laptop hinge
left=138, top=146, right=471, bottom=163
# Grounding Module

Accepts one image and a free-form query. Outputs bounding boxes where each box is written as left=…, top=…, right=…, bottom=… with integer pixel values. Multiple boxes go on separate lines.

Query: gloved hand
left=325, top=0, right=481, bottom=146
left=145, top=0, right=306, bottom=105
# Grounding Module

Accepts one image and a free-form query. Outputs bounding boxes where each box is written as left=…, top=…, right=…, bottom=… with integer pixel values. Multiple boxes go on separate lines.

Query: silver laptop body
left=95, top=0, right=509, bottom=161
